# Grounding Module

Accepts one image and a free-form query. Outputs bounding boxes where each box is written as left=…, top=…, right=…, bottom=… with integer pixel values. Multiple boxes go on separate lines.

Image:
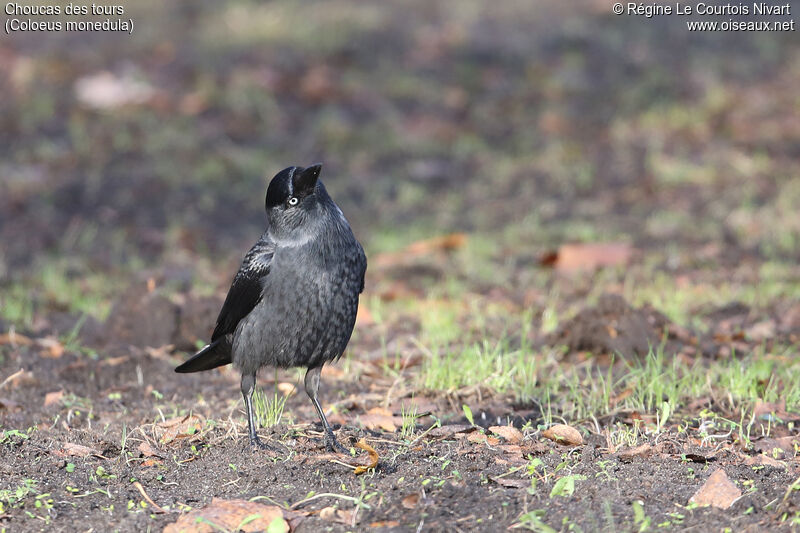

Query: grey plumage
left=176, top=164, right=366, bottom=452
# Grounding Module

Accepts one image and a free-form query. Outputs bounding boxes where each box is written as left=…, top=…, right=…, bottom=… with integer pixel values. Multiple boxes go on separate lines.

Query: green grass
left=252, top=383, right=288, bottom=429
left=0, top=259, right=117, bottom=330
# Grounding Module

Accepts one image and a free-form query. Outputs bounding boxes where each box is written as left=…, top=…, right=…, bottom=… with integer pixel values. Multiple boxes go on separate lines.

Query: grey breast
left=231, top=239, right=359, bottom=374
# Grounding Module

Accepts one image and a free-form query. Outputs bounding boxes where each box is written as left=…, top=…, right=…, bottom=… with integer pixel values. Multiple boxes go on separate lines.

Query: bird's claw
left=249, top=434, right=279, bottom=452
left=325, top=431, right=349, bottom=454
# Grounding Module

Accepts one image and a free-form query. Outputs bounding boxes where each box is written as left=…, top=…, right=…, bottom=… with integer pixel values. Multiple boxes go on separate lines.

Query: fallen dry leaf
left=62, top=442, right=101, bottom=457
left=745, top=320, right=775, bottom=342
left=616, top=443, right=653, bottom=462
left=0, top=332, right=33, bottom=346
left=753, top=400, right=800, bottom=423
left=99, top=356, right=130, bottom=367
left=37, top=337, right=64, bottom=358
left=689, top=469, right=741, bottom=509
left=163, top=498, right=288, bottom=533
left=754, top=436, right=796, bottom=459
left=367, top=406, right=393, bottom=417
left=277, top=382, right=296, bottom=397
left=137, top=441, right=163, bottom=458
left=468, top=432, right=500, bottom=445
left=373, top=233, right=467, bottom=268
left=319, top=506, right=356, bottom=524
left=370, top=521, right=400, bottom=527
left=489, top=426, right=523, bottom=444
left=353, top=438, right=379, bottom=474
left=541, top=424, right=583, bottom=446
left=743, top=454, right=785, bottom=469
left=357, top=413, right=399, bottom=432
left=44, top=390, right=64, bottom=407
left=155, top=414, right=204, bottom=444
left=546, top=242, right=632, bottom=272
left=427, top=424, right=473, bottom=439
left=401, top=493, right=420, bottom=509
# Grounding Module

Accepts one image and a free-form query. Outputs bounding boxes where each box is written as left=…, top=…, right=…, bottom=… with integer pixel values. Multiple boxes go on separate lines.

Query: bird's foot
left=249, top=434, right=279, bottom=452
left=324, top=429, right=350, bottom=454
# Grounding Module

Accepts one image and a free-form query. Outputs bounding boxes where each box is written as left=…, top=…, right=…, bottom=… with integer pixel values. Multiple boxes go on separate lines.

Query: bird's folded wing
left=211, top=239, right=275, bottom=341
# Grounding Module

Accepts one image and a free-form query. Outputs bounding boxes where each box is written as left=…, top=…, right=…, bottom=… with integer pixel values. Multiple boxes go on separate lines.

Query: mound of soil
left=98, top=282, right=220, bottom=353
left=550, top=293, right=679, bottom=358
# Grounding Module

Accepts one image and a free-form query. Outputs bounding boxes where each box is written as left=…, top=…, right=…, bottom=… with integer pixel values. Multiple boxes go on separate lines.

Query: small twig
left=0, top=369, right=24, bottom=391
left=408, top=421, right=442, bottom=447
left=783, top=475, right=800, bottom=502
left=290, top=492, right=371, bottom=510
left=133, top=481, right=167, bottom=514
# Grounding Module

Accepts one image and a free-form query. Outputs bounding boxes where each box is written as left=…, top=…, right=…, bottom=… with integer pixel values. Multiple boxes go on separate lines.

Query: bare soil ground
left=2, top=1, right=800, bottom=531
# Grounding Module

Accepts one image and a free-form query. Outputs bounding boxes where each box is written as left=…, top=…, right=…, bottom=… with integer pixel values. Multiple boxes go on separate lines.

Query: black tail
left=175, top=336, right=232, bottom=373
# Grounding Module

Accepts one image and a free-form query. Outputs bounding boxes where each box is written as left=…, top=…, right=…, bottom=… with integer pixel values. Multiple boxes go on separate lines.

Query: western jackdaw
left=175, top=164, right=367, bottom=452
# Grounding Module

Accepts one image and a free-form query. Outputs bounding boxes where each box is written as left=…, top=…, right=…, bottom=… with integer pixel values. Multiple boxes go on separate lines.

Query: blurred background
left=1, top=0, right=798, bottom=385
left=2, top=4, right=800, bottom=528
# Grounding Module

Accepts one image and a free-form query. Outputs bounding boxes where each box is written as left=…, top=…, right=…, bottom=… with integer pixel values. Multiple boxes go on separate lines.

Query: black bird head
left=264, top=164, right=331, bottom=241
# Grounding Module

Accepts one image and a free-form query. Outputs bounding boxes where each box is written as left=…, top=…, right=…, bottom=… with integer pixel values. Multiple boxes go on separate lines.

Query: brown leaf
left=319, top=506, right=355, bottom=524
left=164, top=498, right=288, bottom=533
left=467, top=432, right=500, bottom=445
left=753, top=436, right=796, bottom=459
left=401, top=493, right=419, bottom=509
left=753, top=400, right=800, bottom=423
left=277, top=382, right=296, bottom=397
left=489, top=426, right=523, bottom=444
left=100, top=356, right=130, bottom=367
left=367, top=406, right=393, bottom=417
left=353, top=438, right=379, bottom=474
left=745, top=320, right=776, bottom=342
left=370, top=521, right=400, bottom=527
left=357, top=414, right=398, bottom=433
left=690, top=469, right=741, bottom=509
left=405, top=233, right=467, bottom=255
left=373, top=233, right=468, bottom=268
left=743, top=454, right=785, bottom=469
left=155, top=414, right=204, bottom=444
left=547, top=242, right=632, bottom=272
left=616, top=443, right=653, bottom=462
left=426, top=424, right=473, bottom=439
left=609, top=387, right=634, bottom=408
left=0, top=332, right=33, bottom=346
left=44, top=390, right=64, bottom=407
left=37, top=337, right=64, bottom=358
left=63, top=442, right=101, bottom=457
left=541, top=424, right=583, bottom=446
left=138, top=442, right=163, bottom=458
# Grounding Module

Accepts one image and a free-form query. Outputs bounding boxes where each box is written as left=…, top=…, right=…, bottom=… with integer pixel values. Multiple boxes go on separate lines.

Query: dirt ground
left=1, top=290, right=799, bottom=532
left=2, top=0, right=800, bottom=531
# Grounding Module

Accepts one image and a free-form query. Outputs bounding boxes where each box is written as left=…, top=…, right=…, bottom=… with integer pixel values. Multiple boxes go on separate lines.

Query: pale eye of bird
left=287, top=197, right=299, bottom=207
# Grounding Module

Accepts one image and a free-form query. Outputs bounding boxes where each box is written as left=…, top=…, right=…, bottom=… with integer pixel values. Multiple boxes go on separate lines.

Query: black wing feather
left=211, top=238, right=275, bottom=341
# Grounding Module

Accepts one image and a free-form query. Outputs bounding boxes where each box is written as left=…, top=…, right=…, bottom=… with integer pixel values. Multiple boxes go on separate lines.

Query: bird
left=175, top=164, right=367, bottom=452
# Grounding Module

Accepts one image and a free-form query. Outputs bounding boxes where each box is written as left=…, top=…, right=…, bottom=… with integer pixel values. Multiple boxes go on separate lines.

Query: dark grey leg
left=241, top=373, right=271, bottom=449
left=304, top=365, right=347, bottom=453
